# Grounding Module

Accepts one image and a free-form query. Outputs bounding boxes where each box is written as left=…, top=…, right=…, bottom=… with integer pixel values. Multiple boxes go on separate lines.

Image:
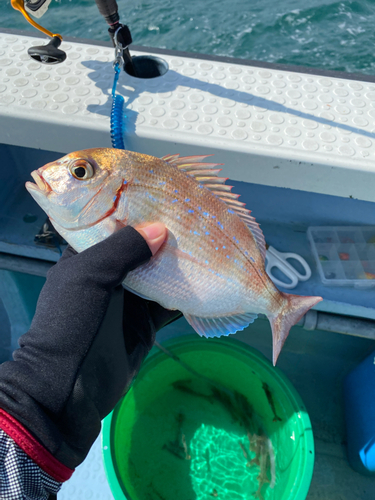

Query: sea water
left=1, top=0, right=375, bottom=75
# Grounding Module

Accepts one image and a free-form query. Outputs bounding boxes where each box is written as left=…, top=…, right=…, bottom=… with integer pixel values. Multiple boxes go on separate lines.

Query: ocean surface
left=1, top=0, right=375, bottom=75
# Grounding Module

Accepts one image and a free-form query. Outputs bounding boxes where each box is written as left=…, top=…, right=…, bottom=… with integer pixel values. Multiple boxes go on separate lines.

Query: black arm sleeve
left=0, top=226, right=152, bottom=471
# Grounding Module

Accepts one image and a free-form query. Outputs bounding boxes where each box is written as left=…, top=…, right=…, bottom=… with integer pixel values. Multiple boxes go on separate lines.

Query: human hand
left=134, top=221, right=167, bottom=256
left=0, top=223, right=181, bottom=482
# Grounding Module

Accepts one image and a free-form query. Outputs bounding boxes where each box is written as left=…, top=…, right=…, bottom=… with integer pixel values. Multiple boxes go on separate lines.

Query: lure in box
left=307, top=226, right=375, bottom=288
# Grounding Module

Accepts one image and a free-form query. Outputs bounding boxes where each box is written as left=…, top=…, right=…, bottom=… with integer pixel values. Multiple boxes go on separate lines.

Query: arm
left=0, top=223, right=178, bottom=497
left=0, top=429, right=60, bottom=500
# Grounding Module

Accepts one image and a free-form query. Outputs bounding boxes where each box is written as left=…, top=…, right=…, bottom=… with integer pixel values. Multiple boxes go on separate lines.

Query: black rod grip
left=94, top=0, right=119, bottom=24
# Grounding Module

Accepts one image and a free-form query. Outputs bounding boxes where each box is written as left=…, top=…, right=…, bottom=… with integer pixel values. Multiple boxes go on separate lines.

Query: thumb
left=134, top=222, right=167, bottom=256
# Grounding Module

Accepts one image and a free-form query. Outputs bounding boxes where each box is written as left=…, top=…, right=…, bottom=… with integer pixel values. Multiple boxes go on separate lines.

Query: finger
left=134, top=222, right=167, bottom=256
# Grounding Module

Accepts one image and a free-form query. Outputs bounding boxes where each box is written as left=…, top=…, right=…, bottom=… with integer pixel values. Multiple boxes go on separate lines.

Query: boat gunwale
left=2, top=26, right=375, bottom=84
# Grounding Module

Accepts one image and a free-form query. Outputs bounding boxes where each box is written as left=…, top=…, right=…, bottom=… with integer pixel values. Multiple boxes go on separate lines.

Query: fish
left=204, top=447, right=211, bottom=472
left=163, top=412, right=191, bottom=460
left=248, top=433, right=276, bottom=499
left=162, top=443, right=185, bottom=460
left=181, top=433, right=191, bottom=460
left=173, top=380, right=214, bottom=401
left=25, top=148, right=322, bottom=364
left=211, top=386, right=242, bottom=423
left=239, top=441, right=251, bottom=467
left=262, top=382, right=282, bottom=422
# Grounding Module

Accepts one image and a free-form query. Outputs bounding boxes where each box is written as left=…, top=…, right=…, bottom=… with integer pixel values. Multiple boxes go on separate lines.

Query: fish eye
left=69, top=160, right=94, bottom=180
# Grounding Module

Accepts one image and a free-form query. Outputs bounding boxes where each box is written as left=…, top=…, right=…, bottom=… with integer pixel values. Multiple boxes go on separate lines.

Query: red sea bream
left=25, top=148, right=322, bottom=364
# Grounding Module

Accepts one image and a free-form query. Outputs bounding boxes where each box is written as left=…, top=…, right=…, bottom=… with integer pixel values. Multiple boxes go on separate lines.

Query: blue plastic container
left=344, top=350, right=375, bottom=475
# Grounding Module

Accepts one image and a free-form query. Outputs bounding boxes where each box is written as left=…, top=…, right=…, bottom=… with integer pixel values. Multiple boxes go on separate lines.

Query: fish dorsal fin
left=162, top=154, right=215, bottom=165
left=161, top=154, right=267, bottom=260
left=184, top=312, right=258, bottom=338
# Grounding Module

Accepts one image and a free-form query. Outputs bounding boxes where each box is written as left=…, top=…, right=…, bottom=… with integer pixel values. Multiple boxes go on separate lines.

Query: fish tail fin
left=269, top=293, right=322, bottom=366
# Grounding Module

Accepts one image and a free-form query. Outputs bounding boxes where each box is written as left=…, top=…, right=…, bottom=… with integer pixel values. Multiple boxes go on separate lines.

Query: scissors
left=265, top=244, right=311, bottom=289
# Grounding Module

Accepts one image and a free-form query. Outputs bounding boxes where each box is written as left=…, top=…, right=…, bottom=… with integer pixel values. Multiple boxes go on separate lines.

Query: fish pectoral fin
left=184, top=312, right=258, bottom=338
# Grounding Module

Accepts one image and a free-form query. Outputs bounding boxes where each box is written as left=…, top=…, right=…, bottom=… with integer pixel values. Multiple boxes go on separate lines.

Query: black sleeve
left=0, top=225, right=153, bottom=475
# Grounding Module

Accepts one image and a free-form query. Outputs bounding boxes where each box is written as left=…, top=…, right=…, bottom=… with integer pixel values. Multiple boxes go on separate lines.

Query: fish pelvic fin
left=270, top=293, right=322, bottom=366
left=184, top=312, right=258, bottom=338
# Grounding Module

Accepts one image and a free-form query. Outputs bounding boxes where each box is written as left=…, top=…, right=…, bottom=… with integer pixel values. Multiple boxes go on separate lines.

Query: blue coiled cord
left=110, top=62, right=125, bottom=150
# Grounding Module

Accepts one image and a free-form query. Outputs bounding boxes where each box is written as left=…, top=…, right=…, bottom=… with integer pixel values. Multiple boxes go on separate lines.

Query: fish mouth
left=26, top=171, right=51, bottom=194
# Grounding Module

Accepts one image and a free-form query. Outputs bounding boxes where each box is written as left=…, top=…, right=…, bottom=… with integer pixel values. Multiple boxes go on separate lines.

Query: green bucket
left=102, top=335, right=314, bottom=500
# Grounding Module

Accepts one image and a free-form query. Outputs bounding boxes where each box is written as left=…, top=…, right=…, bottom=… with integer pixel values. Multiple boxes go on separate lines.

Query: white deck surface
left=1, top=31, right=375, bottom=202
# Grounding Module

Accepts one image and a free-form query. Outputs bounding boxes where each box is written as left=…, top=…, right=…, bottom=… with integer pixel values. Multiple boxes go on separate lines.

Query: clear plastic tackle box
left=307, top=226, right=375, bottom=288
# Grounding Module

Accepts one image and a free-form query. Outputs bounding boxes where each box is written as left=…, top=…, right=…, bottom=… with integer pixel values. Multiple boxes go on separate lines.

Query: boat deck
left=1, top=28, right=375, bottom=500
left=56, top=319, right=375, bottom=500
left=1, top=29, right=375, bottom=202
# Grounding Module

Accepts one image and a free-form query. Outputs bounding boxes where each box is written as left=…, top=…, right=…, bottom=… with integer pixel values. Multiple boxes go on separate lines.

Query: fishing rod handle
left=94, top=0, right=120, bottom=25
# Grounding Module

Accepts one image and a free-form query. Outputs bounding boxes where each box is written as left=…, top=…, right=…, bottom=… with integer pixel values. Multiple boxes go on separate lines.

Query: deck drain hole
left=125, top=56, right=168, bottom=79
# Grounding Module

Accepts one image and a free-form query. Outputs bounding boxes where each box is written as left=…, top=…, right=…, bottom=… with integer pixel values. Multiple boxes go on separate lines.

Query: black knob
left=28, top=36, right=66, bottom=64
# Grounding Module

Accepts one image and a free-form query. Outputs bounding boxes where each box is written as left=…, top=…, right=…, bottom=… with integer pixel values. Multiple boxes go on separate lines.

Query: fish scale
left=124, top=158, right=270, bottom=313
left=124, top=164, right=260, bottom=313
left=25, top=148, right=322, bottom=364
left=126, top=158, right=263, bottom=273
